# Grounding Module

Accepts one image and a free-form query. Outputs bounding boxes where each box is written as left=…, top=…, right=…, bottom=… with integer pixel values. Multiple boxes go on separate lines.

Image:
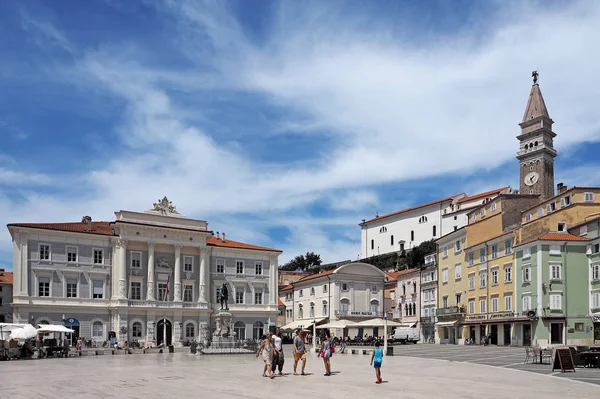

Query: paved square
left=1, top=346, right=599, bottom=398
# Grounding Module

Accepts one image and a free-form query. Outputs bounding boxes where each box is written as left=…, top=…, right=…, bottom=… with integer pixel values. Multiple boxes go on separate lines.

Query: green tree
left=405, top=239, right=437, bottom=268
left=280, top=252, right=322, bottom=271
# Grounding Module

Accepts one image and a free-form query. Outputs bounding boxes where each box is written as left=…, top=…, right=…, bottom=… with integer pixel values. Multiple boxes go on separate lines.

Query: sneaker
left=375, top=380, right=381, bottom=384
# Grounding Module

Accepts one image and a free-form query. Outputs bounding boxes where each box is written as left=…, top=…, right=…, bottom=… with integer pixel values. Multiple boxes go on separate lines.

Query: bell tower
left=517, top=71, right=557, bottom=200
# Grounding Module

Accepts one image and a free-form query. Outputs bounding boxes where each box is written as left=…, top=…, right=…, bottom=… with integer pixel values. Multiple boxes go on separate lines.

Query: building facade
left=0, top=268, right=14, bottom=323
left=7, top=200, right=281, bottom=346
left=396, top=268, right=420, bottom=327
left=421, top=253, right=438, bottom=342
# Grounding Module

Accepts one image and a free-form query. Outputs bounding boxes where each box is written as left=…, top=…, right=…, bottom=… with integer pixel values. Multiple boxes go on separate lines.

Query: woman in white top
left=271, top=328, right=284, bottom=375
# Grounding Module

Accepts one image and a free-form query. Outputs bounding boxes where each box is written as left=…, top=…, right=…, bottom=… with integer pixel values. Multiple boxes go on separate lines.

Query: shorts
left=373, top=361, right=381, bottom=369
left=293, top=352, right=307, bottom=361
left=323, top=350, right=331, bottom=359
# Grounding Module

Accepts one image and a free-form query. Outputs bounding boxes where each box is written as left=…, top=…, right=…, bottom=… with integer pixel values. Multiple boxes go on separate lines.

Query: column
left=198, top=247, right=207, bottom=303
left=12, top=234, right=21, bottom=296
left=147, top=242, right=156, bottom=300
left=117, top=239, right=128, bottom=299
left=269, top=255, right=277, bottom=305
left=20, top=233, right=29, bottom=296
left=174, top=244, right=182, bottom=302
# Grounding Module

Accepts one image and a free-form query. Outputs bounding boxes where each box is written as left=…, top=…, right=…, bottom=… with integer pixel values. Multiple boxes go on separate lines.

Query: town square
left=2, top=0, right=600, bottom=397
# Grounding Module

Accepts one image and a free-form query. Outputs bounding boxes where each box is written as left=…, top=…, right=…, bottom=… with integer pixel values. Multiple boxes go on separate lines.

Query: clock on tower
left=517, top=71, right=557, bottom=200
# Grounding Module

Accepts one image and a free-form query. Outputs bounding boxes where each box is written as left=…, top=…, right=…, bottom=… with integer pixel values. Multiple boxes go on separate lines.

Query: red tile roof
left=279, top=284, right=294, bottom=291
left=362, top=193, right=464, bottom=224
left=0, top=269, right=14, bottom=284
left=296, top=270, right=335, bottom=283
left=385, top=268, right=419, bottom=281
left=8, top=222, right=281, bottom=252
left=519, top=231, right=589, bottom=246
left=278, top=299, right=285, bottom=307
left=457, top=187, right=509, bottom=204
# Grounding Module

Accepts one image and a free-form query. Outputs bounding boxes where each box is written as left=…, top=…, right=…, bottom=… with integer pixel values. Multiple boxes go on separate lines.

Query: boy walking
left=293, top=329, right=307, bottom=376
left=370, top=341, right=383, bottom=384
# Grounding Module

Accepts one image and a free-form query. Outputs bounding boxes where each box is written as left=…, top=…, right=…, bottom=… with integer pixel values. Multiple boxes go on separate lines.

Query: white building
left=359, top=187, right=511, bottom=258
left=420, top=253, right=438, bottom=342
left=282, top=262, right=388, bottom=338
left=7, top=198, right=281, bottom=346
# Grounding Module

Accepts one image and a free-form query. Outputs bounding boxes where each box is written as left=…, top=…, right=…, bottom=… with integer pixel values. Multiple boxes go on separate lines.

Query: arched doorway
left=63, top=317, right=80, bottom=345
left=156, top=319, right=173, bottom=346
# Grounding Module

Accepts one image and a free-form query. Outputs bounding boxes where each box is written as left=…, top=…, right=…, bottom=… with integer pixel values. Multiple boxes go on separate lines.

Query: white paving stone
left=1, top=350, right=599, bottom=398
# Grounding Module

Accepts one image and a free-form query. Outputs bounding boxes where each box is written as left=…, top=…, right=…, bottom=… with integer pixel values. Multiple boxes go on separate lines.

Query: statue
left=152, top=196, right=179, bottom=215
left=532, top=70, right=538, bottom=84
left=217, top=282, right=229, bottom=310
left=156, top=257, right=171, bottom=269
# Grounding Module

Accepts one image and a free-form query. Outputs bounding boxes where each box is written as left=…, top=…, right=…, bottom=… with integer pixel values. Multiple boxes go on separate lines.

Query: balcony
left=436, top=306, right=465, bottom=316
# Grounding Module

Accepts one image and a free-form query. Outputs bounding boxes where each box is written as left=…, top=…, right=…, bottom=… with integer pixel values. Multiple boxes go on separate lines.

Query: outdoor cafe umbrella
left=9, top=324, right=38, bottom=340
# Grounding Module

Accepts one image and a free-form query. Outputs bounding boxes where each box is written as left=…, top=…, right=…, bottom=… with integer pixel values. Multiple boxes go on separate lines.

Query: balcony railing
left=436, top=306, right=465, bottom=316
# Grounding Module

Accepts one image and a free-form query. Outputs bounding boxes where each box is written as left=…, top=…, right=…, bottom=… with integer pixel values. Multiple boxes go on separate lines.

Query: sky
left=1, top=0, right=600, bottom=271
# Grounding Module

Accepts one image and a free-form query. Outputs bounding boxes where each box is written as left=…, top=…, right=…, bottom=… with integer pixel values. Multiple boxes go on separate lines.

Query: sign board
left=348, top=311, right=376, bottom=317
left=552, top=348, right=576, bottom=373
left=592, top=313, right=600, bottom=323
left=63, top=318, right=80, bottom=327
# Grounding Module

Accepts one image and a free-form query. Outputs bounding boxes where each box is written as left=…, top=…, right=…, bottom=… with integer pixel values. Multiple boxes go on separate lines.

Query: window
left=454, top=240, right=462, bottom=253
left=323, top=285, right=328, bottom=293
left=491, top=296, right=499, bottom=312
left=184, top=256, right=193, bottom=272
left=371, top=301, right=379, bottom=314
left=342, top=283, right=348, bottom=292
left=411, top=230, right=415, bottom=241
left=504, top=264, right=512, bottom=283
left=455, top=293, right=461, bottom=304
left=38, top=277, right=50, bottom=297
left=390, top=235, right=394, bottom=245
left=468, top=299, right=475, bottom=314
left=479, top=248, right=486, bottom=263
left=560, top=196, right=571, bottom=207
left=299, top=289, right=303, bottom=297
left=254, top=291, right=263, bottom=305
left=131, top=252, right=141, bottom=268
left=185, top=323, right=195, bottom=338
left=340, top=299, right=349, bottom=313
left=479, top=299, right=486, bottom=313
left=594, top=243, right=600, bottom=254
left=419, top=216, right=427, bottom=223
left=480, top=272, right=487, bottom=288
left=92, top=321, right=104, bottom=338
left=310, top=287, right=315, bottom=296
left=505, top=239, right=512, bottom=255
left=592, top=292, right=600, bottom=309
left=442, top=268, right=448, bottom=283
left=93, top=249, right=103, bottom=265
left=158, top=283, right=167, bottom=301
left=525, top=213, right=532, bottom=222
left=254, top=262, right=263, bottom=275
left=491, top=269, right=498, bottom=285
left=39, top=244, right=50, bottom=260
left=183, top=285, right=193, bottom=302
left=132, top=322, right=142, bottom=338
left=537, top=208, right=543, bottom=217
left=455, top=264, right=461, bottom=280
left=468, top=274, right=475, bottom=290
left=550, top=294, right=562, bottom=310
left=522, top=295, right=531, bottom=311
left=468, top=252, right=474, bottom=266
left=216, top=259, right=224, bottom=273
left=236, top=290, right=244, bottom=304
left=593, top=263, right=600, bottom=281
left=433, top=225, right=436, bottom=237
left=550, top=263, right=562, bottom=280
left=371, top=285, right=377, bottom=293
left=234, top=322, right=246, bottom=340
left=371, top=239, right=374, bottom=250
left=575, top=323, right=585, bottom=332
left=584, top=192, right=595, bottom=202
left=557, top=222, right=566, bottom=232
left=523, top=247, right=531, bottom=259
left=547, top=202, right=556, bottom=212
left=93, top=280, right=103, bottom=299
left=491, top=202, right=497, bottom=211
left=443, top=246, right=448, bottom=257
left=504, top=294, right=512, bottom=311
left=491, top=245, right=498, bottom=259
left=322, top=301, right=328, bottom=316
left=66, top=279, right=77, bottom=298
left=236, top=260, right=244, bottom=274
left=379, top=226, right=387, bottom=233
left=442, top=296, right=448, bottom=308
left=580, top=225, right=588, bottom=236
left=471, top=214, right=476, bottom=222
left=67, top=246, right=78, bottom=263
left=522, top=265, right=531, bottom=282
left=481, top=208, right=486, bottom=217
left=131, top=282, right=142, bottom=300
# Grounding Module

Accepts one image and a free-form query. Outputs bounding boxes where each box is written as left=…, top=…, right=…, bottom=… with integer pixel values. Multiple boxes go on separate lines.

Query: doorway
left=479, top=325, right=486, bottom=344
left=550, top=322, right=563, bottom=345
left=523, top=324, right=532, bottom=346
left=156, top=319, right=173, bottom=346
left=503, top=324, right=511, bottom=345
left=469, top=326, right=476, bottom=342
left=373, top=327, right=379, bottom=339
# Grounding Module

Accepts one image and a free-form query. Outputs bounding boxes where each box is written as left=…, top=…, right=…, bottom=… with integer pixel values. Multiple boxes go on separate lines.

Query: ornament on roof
left=152, top=196, right=179, bottom=215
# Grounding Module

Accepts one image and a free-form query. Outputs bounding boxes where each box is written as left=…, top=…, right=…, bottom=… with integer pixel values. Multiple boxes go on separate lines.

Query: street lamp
left=312, top=316, right=317, bottom=353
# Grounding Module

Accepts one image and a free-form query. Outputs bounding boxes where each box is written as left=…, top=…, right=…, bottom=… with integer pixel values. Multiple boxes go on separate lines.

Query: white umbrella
left=318, top=320, right=359, bottom=329
left=9, top=324, right=38, bottom=340
left=356, top=318, right=404, bottom=327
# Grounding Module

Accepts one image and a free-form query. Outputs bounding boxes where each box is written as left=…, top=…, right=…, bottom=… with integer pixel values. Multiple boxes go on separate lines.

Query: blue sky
left=1, top=0, right=600, bottom=271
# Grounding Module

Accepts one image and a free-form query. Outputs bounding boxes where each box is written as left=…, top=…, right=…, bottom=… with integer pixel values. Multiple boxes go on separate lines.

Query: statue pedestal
left=212, top=309, right=235, bottom=348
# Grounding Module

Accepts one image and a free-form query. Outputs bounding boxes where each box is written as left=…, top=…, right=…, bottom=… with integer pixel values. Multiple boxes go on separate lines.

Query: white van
left=389, top=324, right=420, bottom=344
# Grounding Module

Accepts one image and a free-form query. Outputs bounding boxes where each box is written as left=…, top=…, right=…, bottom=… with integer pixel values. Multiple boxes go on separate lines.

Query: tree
left=405, top=239, right=437, bottom=269
left=280, top=252, right=322, bottom=271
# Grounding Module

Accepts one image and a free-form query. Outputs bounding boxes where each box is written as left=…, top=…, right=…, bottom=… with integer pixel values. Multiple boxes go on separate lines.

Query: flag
left=164, top=275, right=170, bottom=301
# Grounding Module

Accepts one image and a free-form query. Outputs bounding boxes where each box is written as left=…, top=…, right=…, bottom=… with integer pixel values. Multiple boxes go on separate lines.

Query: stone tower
left=517, top=71, right=557, bottom=200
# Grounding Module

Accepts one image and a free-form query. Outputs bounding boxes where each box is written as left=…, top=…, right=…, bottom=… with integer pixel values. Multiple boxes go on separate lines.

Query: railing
left=436, top=306, right=465, bottom=316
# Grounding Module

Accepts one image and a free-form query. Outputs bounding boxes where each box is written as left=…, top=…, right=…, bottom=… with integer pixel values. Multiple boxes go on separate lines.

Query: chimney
left=216, top=231, right=220, bottom=239
left=222, top=232, right=226, bottom=242
left=375, top=212, right=379, bottom=218
left=81, top=216, right=92, bottom=231
left=557, top=183, right=567, bottom=194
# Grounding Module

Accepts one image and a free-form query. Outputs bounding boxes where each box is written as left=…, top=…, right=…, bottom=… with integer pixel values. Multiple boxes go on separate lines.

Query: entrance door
left=550, top=322, right=563, bottom=345
left=469, top=326, right=476, bottom=342
left=503, top=324, right=511, bottom=345
left=70, top=326, right=80, bottom=345
left=490, top=325, right=498, bottom=345
left=156, top=319, right=173, bottom=346
left=523, top=324, right=532, bottom=346
left=373, top=327, right=379, bottom=339
left=479, top=325, right=486, bottom=344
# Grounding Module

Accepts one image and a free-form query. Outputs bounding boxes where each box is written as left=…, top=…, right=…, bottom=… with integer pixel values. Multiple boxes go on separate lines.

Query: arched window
left=371, top=239, right=374, bottom=250
left=92, top=321, right=104, bottom=338
left=298, top=304, right=303, bottom=319
left=340, top=299, right=350, bottom=314
left=185, top=323, right=195, bottom=339
left=402, top=284, right=406, bottom=296
left=534, top=141, right=538, bottom=146
left=432, top=225, right=436, bottom=237
left=379, top=226, right=387, bottom=233
left=131, top=321, right=142, bottom=338
left=404, top=303, right=408, bottom=314
left=310, top=302, right=315, bottom=318
left=413, top=282, right=417, bottom=293
left=411, top=230, right=414, bottom=241
left=253, top=321, right=264, bottom=340
left=370, top=300, right=379, bottom=314
left=419, top=216, right=427, bottom=223
left=322, top=300, right=328, bottom=316
left=412, top=303, right=416, bottom=315
left=38, top=319, right=50, bottom=325
left=234, top=321, right=246, bottom=340
left=390, top=235, right=394, bottom=246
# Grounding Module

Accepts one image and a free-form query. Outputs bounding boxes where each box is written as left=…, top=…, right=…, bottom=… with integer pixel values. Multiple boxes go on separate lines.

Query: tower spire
left=522, top=70, right=550, bottom=123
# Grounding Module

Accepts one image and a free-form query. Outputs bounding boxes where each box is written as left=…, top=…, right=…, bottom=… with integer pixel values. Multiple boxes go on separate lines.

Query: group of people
left=256, top=328, right=384, bottom=383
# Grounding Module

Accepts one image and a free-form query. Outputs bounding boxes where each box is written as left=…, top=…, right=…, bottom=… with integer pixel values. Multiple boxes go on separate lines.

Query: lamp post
left=384, top=313, right=388, bottom=355
left=312, top=316, right=317, bottom=353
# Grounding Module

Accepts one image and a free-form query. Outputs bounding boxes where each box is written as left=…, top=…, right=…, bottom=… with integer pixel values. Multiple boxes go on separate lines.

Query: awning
left=317, top=319, right=359, bottom=329
left=37, top=325, right=74, bottom=333
left=356, top=318, right=404, bottom=327
left=435, top=321, right=458, bottom=327
left=281, top=318, right=326, bottom=331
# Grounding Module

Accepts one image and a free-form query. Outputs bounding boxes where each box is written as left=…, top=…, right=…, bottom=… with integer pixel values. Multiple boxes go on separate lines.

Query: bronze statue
left=217, top=282, right=229, bottom=310
left=532, top=70, right=538, bottom=84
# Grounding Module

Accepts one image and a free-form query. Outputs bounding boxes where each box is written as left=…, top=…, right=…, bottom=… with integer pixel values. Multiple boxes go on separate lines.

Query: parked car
left=389, top=325, right=420, bottom=344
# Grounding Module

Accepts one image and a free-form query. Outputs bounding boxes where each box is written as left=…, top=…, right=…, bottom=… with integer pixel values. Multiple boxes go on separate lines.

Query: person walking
left=271, top=327, right=284, bottom=375
left=320, top=330, right=332, bottom=376
left=293, top=329, right=307, bottom=376
left=370, top=341, right=384, bottom=384
left=256, top=333, right=275, bottom=379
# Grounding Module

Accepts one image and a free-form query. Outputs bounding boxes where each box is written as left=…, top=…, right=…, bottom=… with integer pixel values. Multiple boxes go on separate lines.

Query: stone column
left=147, top=242, right=156, bottom=300
left=20, top=232, right=29, bottom=296
left=174, top=244, right=182, bottom=302
left=198, top=247, right=207, bottom=303
left=12, top=233, right=22, bottom=296
left=117, top=239, right=128, bottom=299
left=269, top=255, right=277, bottom=305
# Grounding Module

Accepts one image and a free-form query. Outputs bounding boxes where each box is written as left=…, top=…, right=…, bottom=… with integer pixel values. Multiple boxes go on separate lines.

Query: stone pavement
left=1, top=349, right=599, bottom=398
